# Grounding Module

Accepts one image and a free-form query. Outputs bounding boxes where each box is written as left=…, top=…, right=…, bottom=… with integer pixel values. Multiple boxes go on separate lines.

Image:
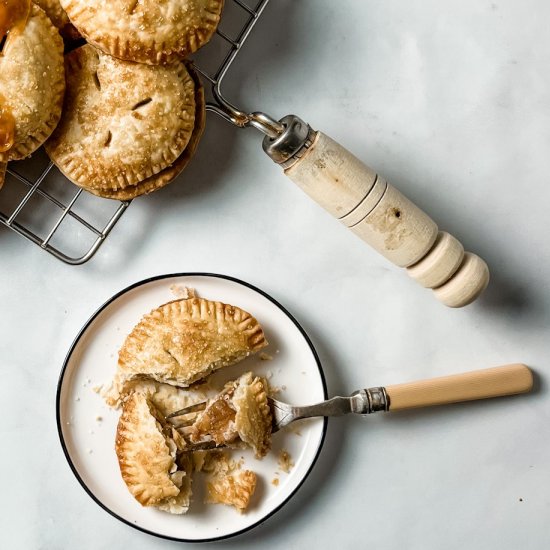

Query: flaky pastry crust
left=60, top=0, right=224, bottom=65
left=78, top=65, right=205, bottom=200
left=34, top=0, right=81, bottom=42
left=190, top=372, right=272, bottom=458
left=110, top=298, right=267, bottom=404
left=115, top=392, right=192, bottom=513
left=206, top=470, right=257, bottom=512
left=0, top=4, right=65, bottom=162
left=45, top=44, right=196, bottom=191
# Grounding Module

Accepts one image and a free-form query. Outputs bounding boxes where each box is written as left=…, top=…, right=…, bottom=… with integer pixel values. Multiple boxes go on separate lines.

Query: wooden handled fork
left=168, top=364, right=532, bottom=447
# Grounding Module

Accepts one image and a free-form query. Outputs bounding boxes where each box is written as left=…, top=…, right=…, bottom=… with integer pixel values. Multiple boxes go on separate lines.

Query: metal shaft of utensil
left=306, top=387, right=389, bottom=416
left=272, top=387, right=389, bottom=431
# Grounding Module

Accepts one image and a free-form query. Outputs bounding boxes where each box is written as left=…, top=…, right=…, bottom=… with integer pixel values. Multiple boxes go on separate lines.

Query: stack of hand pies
left=0, top=0, right=223, bottom=198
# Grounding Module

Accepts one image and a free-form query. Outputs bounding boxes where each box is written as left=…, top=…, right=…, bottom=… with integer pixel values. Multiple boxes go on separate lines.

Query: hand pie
left=76, top=62, right=206, bottom=200
left=0, top=3, right=65, bottom=162
left=109, top=298, right=267, bottom=405
left=33, top=0, right=80, bottom=43
left=115, top=391, right=193, bottom=513
left=189, top=372, right=272, bottom=458
left=60, top=0, right=224, bottom=65
left=45, top=45, right=197, bottom=193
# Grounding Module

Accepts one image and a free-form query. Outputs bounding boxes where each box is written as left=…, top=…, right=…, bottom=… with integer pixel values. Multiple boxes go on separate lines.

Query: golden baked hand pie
left=34, top=0, right=80, bottom=42
left=115, top=391, right=193, bottom=513
left=108, top=298, right=267, bottom=406
left=45, top=45, right=197, bottom=192
left=189, top=372, right=272, bottom=458
left=60, top=0, right=224, bottom=65
left=0, top=2, right=65, bottom=162
left=76, top=64, right=206, bottom=200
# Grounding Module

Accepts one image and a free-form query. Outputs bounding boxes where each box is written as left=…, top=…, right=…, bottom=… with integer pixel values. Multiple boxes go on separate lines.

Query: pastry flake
left=189, top=372, right=273, bottom=458
left=60, top=0, right=224, bottom=65
left=112, top=298, right=267, bottom=404
left=206, top=469, right=257, bottom=513
left=0, top=3, right=65, bottom=162
left=115, top=391, right=193, bottom=513
left=45, top=44, right=196, bottom=192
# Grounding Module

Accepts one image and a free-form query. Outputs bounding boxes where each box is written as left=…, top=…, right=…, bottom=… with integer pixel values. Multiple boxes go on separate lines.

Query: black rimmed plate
left=56, top=273, right=327, bottom=542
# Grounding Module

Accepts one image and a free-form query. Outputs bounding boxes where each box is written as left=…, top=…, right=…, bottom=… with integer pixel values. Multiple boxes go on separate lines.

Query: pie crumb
left=271, top=478, right=279, bottom=486
left=206, top=470, right=257, bottom=513
left=290, top=426, right=302, bottom=437
left=170, top=285, right=196, bottom=299
left=259, top=352, right=273, bottom=361
left=278, top=450, right=294, bottom=473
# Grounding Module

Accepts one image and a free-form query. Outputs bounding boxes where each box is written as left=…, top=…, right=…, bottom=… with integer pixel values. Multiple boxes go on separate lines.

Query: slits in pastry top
left=60, top=0, right=224, bottom=65
left=115, top=391, right=193, bottom=513
left=116, top=298, right=267, bottom=394
left=0, top=3, right=65, bottom=162
left=45, top=45, right=196, bottom=191
left=77, top=64, right=206, bottom=200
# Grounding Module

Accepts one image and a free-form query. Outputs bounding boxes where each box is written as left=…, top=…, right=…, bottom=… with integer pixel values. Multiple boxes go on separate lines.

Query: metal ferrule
left=350, top=387, right=389, bottom=414
left=262, top=114, right=316, bottom=169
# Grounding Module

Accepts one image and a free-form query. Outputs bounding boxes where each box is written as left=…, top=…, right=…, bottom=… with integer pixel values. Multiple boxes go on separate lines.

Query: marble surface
left=1, top=0, right=549, bottom=548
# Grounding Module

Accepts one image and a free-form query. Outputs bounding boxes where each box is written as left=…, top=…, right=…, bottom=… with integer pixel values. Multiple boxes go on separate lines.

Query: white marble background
left=1, top=0, right=549, bottom=548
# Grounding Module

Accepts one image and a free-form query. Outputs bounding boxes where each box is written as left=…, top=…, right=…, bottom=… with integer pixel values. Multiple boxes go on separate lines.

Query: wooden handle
left=285, top=132, right=489, bottom=307
left=385, top=364, right=533, bottom=411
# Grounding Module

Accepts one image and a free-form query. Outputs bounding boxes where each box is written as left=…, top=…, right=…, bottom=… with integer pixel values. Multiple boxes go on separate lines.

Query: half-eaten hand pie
left=115, top=391, right=194, bottom=514
left=187, top=372, right=272, bottom=458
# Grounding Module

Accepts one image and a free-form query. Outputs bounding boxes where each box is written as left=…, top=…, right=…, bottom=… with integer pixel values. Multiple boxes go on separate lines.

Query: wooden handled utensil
left=168, top=364, right=532, bottom=447
left=263, top=122, right=490, bottom=307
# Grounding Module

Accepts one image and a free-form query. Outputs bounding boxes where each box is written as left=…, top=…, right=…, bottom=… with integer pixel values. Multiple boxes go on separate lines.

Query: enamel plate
left=57, top=273, right=327, bottom=542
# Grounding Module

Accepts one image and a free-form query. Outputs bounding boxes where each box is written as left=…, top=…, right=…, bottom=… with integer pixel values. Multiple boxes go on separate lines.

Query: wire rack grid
left=0, top=0, right=270, bottom=265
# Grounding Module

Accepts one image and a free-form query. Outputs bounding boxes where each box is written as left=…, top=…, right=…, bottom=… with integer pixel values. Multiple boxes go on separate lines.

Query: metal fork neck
left=276, top=386, right=389, bottom=430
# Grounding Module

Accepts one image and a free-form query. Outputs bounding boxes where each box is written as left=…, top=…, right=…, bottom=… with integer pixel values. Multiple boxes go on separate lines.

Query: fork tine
left=170, top=416, right=199, bottom=428
left=166, top=400, right=208, bottom=419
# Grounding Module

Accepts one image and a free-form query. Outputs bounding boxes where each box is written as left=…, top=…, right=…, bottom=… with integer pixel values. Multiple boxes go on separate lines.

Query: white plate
left=57, top=273, right=327, bottom=542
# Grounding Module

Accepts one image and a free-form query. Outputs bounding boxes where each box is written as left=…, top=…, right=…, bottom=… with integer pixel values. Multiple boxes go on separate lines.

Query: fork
left=167, top=364, right=532, bottom=448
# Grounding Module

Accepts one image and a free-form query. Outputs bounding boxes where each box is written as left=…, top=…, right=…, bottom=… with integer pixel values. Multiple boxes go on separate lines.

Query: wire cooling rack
left=0, top=0, right=270, bottom=265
